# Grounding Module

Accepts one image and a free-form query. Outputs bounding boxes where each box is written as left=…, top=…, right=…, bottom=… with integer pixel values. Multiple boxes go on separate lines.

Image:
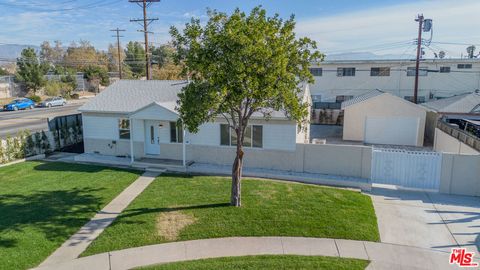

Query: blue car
left=3, top=98, right=36, bottom=111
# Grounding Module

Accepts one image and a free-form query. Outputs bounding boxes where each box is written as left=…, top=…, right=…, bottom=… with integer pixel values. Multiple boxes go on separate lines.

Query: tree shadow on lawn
left=119, top=203, right=231, bottom=220
left=0, top=187, right=104, bottom=248
left=32, top=162, right=136, bottom=174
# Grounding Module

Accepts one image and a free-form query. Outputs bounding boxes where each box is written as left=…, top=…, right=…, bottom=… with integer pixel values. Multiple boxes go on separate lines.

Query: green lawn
left=0, top=161, right=141, bottom=270
left=139, top=255, right=369, bottom=270
left=83, top=174, right=379, bottom=256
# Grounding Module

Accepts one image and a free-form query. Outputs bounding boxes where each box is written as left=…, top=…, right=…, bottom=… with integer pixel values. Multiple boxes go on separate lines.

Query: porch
left=129, top=101, right=187, bottom=168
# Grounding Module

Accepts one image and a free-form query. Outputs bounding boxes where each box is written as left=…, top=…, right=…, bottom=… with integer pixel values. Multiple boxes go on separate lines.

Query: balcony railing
left=437, top=120, right=480, bottom=152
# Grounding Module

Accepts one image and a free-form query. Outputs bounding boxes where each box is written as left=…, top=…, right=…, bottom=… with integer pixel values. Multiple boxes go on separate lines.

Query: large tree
left=40, top=40, right=65, bottom=64
left=64, top=40, right=104, bottom=70
left=124, top=41, right=146, bottom=78
left=171, top=7, right=322, bottom=207
left=83, top=65, right=109, bottom=93
left=16, top=48, right=49, bottom=95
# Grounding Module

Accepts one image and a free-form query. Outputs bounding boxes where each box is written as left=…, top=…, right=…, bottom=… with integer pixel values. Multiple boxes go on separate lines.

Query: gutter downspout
left=129, top=117, right=134, bottom=164
left=182, top=124, right=186, bottom=167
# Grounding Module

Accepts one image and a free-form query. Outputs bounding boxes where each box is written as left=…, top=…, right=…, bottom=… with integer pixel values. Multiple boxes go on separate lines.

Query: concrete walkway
left=33, top=237, right=457, bottom=270
left=370, top=187, right=480, bottom=253
left=39, top=171, right=161, bottom=267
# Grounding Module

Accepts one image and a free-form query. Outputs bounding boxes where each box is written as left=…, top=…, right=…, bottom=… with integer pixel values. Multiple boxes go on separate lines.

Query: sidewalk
left=188, top=163, right=371, bottom=191
left=38, top=171, right=161, bottom=267
left=33, top=237, right=456, bottom=270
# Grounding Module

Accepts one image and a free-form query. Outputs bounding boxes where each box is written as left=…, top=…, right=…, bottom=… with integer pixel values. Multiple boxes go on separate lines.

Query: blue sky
left=0, top=0, right=479, bottom=57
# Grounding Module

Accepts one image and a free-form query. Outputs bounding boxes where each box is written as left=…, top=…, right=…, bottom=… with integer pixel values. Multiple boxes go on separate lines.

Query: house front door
left=145, top=120, right=160, bottom=155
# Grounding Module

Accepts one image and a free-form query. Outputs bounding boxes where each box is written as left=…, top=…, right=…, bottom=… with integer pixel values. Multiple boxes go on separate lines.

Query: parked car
left=39, top=97, right=67, bottom=108
left=3, top=98, right=35, bottom=111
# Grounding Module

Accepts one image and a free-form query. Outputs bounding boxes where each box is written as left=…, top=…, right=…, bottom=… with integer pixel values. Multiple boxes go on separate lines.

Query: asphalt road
left=0, top=102, right=86, bottom=138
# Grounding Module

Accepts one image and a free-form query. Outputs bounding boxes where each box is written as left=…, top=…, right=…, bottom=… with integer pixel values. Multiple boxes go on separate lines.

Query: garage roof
left=341, top=89, right=384, bottom=109
left=421, top=92, right=480, bottom=113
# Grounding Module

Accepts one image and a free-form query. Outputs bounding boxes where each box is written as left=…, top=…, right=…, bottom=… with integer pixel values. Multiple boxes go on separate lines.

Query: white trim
left=129, top=117, right=134, bottom=164
left=182, top=124, right=186, bottom=167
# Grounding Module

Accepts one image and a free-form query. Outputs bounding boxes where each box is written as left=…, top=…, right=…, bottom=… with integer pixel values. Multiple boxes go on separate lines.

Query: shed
left=341, top=90, right=427, bottom=146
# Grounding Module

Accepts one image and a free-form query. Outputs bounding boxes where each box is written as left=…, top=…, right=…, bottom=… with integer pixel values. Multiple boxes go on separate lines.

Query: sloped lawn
left=0, top=161, right=141, bottom=270
left=83, top=174, right=379, bottom=256
left=139, top=255, right=369, bottom=270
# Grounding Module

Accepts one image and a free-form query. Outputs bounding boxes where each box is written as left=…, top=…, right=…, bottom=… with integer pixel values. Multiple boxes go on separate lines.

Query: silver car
left=40, top=97, right=67, bottom=108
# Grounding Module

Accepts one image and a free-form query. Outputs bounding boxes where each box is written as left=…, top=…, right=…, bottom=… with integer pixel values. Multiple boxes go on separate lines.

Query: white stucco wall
left=434, top=128, right=480, bottom=155
left=343, top=93, right=426, bottom=146
left=82, top=111, right=300, bottom=157
left=82, top=113, right=128, bottom=140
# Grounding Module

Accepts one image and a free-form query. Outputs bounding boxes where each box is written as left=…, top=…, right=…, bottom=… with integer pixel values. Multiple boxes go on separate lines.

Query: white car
left=40, top=97, right=67, bottom=108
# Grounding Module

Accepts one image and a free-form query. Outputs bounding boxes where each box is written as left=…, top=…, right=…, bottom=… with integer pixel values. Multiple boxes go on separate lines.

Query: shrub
left=41, top=131, right=51, bottom=154
left=34, top=132, right=42, bottom=154
left=28, top=95, right=42, bottom=103
left=70, top=93, right=80, bottom=99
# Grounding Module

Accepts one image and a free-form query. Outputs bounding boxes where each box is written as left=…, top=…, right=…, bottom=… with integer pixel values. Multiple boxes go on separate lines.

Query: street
left=0, top=101, right=86, bottom=138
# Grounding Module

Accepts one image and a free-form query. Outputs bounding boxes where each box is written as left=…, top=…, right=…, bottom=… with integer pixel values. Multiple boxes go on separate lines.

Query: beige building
left=341, top=90, right=426, bottom=146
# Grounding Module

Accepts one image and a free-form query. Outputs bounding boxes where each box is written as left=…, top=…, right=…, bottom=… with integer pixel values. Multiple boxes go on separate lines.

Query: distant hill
left=0, top=44, right=40, bottom=61
left=325, top=52, right=415, bottom=61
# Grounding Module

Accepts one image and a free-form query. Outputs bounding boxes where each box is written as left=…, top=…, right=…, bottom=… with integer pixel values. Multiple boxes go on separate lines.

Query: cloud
left=296, top=0, right=480, bottom=57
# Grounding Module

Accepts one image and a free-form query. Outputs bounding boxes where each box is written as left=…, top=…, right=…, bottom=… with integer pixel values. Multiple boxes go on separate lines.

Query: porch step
left=132, top=162, right=188, bottom=173
left=145, top=168, right=167, bottom=173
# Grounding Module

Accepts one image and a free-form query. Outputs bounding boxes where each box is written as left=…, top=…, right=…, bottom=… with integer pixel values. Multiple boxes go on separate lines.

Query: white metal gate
left=371, top=147, right=442, bottom=190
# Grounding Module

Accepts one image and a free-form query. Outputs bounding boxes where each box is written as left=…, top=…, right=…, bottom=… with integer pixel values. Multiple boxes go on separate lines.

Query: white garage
left=342, top=90, right=427, bottom=147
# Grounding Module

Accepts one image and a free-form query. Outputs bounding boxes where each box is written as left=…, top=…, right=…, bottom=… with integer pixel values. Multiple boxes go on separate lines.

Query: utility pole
left=129, top=0, right=159, bottom=80
left=110, top=28, right=126, bottom=79
left=413, top=14, right=424, bottom=104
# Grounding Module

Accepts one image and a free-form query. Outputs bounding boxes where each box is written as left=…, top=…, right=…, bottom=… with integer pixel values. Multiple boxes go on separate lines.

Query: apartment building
left=309, top=58, right=480, bottom=105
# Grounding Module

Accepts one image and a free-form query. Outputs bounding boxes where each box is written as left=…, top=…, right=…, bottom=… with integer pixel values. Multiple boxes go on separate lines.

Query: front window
left=370, top=67, right=390, bottom=76
left=170, top=121, right=183, bottom=143
left=440, top=66, right=451, bottom=73
left=308, top=68, right=323, bottom=76
left=220, top=124, right=263, bottom=148
left=407, top=67, right=428, bottom=76
left=119, top=119, right=130, bottom=139
left=337, top=67, right=355, bottom=77
left=458, top=64, right=472, bottom=69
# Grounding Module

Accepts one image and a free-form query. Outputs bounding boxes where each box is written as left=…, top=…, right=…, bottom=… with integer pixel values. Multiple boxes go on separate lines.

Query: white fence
left=371, top=147, right=443, bottom=190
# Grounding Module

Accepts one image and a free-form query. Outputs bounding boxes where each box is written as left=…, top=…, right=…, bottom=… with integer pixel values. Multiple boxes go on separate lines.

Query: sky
left=0, top=0, right=479, bottom=58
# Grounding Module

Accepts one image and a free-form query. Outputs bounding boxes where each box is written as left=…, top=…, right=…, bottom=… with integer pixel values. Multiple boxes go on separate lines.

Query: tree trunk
left=231, top=143, right=244, bottom=207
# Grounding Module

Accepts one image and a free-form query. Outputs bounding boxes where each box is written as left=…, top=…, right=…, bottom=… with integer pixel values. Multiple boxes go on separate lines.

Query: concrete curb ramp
left=33, top=237, right=457, bottom=270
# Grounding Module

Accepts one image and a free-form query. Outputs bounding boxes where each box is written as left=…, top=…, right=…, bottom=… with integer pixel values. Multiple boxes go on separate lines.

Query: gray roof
left=341, top=89, right=384, bottom=109
left=421, top=92, right=480, bottom=113
left=79, top=80, right=187, bottom=113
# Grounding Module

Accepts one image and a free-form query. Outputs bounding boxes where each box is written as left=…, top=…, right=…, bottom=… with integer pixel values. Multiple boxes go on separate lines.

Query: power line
left=129, top=0, right=160, bottom=80
left=0, top=0, right=122, bottom=12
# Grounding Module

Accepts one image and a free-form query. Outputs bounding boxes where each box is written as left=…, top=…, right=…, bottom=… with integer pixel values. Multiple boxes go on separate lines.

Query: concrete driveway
left=369, top=187, right=480, bottom=253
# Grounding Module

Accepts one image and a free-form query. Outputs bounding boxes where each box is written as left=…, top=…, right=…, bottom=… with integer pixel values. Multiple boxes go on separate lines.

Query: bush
left=70, top=93, right=80, bottom=99
left=28, top=95, right=41, bottom=103
left=44, top=81, right=61, bottom=96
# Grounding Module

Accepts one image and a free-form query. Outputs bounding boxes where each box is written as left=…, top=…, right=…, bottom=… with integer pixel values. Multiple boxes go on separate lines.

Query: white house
left=78, top=80, right=311, bottom=166
left=341, top=90, right=427, bottom=147
left=309, top=58, right=480, bottom=103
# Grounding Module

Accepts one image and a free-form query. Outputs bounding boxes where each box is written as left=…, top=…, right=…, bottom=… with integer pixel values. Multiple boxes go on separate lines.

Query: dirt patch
left=156, top=211, right=197, bottom=241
